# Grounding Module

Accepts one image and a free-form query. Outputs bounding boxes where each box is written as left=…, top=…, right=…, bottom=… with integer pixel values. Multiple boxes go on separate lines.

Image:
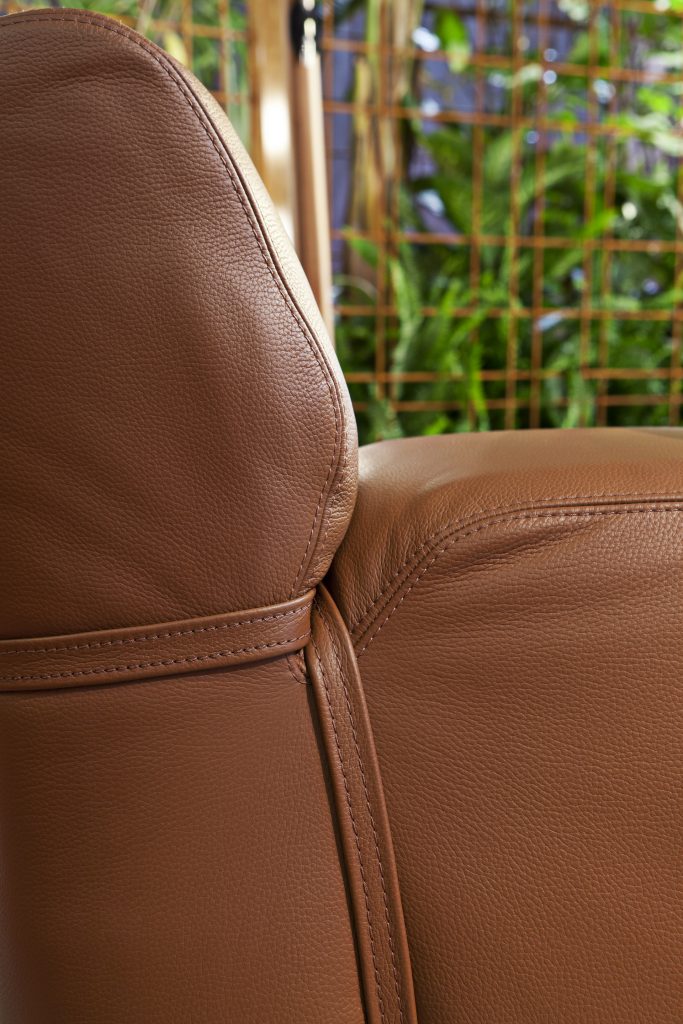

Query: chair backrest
left=0, top=7, right=357, bottom=641
left=0, top=12, right=365, bottom=1023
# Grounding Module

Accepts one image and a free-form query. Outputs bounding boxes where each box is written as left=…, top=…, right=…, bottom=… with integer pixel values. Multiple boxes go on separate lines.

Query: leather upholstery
left=0, top=657, right=365, bottom=1024
left=0, top=590, right=315, bottom=691
left=327, top=428, right=683, bottom=1023
left=2, top=11, right=682, bottom=1024
left=306, top=586, right=417, bottom=1024
left=0, top=7, right=356, bottom=641
left=0, top=11, right=363, bottom=1023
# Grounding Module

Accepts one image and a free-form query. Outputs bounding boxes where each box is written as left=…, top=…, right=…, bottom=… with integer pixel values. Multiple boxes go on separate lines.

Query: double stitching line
left=311, top=625, right=388, bottom=1024
left=356, top=504, right=683, bottom=656
left=0, top=604, right=309, bottom=657
left=349, top=490, right=683, bottom=637
left=1, top=634, right=311, bottom=684
left=318, top=604, right=406, bottom=1023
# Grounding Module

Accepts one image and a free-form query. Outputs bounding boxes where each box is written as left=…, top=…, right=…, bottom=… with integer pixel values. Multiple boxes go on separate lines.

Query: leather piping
left=306, top=586, right=418, bottom=1024
left=0, top=591, right=315, bottom=692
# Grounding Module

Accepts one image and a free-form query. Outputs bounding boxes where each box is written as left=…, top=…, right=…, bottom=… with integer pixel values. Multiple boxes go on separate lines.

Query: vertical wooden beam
left=292, top=6, right=334, bottom=336
left=248, top=0, right=298, bottom=244
left=249, top=0, right=334, bottom=340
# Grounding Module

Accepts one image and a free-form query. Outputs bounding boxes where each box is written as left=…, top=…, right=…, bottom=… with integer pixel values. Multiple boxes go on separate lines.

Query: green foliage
left=335, top=2, right=683, bottom=442
left=434, top=9, right=470, bottom=73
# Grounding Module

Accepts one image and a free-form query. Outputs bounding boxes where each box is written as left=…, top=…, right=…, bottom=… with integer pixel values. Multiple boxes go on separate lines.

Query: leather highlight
left=0, top=592, right=314, bottom=691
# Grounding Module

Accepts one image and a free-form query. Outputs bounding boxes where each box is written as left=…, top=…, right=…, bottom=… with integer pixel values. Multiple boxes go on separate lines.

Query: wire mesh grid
left=0, top=0, right=251, bottom=143
left=324, top=0, right=683, bottom=438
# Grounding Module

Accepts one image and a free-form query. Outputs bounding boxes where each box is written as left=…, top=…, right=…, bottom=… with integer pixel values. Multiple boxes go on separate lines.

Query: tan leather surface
left=327, top=428, right=683, bottom=1023
left=4, top=11, right=682, bottom=1022
left=0, top=12, right=364, bottom=1023
left=329, top=428, right=683, bottom=650
left=0, top=591, right=314, bottom=691
left=0, top=658, right=365, bottom=1023
left=0, top=8, right=356, bottom=641
left=307, top=587, right=417, bottom=1024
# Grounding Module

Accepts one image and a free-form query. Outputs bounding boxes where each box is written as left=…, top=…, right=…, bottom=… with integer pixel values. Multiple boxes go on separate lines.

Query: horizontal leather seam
left=349, top=492, right=683, bottom=638
left=0, top=591, right=315, bottom=690
left=0, top=11, right=343, bottom=600
left=0, top=604, right=308, bottom=657
left=1, top=634, right=311, bottom=684
left=355, top=504, right=683, bottom=657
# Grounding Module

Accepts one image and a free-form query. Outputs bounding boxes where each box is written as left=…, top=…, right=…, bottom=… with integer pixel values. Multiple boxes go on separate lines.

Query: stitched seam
left=291, top=423, right=339, bottom=596
left=0, top=633, right=310, bottom=683
left=309, top=411, right=353, bottom=591
left=310, top=631, right=387, bottom=1024
left=356, top=505, right=683, bottom=657
left=319, top=605, right=405, bottom=1024
left=0, top=604, right=310, bottom=656
left=0, top=11, right=343, bottom=600
left=286, top=651, right=308, bottom=687
left=348, top=490, right=683, bottom=636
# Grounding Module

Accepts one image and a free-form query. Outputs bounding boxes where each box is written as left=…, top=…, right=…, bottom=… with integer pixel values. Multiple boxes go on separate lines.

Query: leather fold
left=0, top=591, right=315, bottom=692
left=305, top=585, right=418, bottom=1024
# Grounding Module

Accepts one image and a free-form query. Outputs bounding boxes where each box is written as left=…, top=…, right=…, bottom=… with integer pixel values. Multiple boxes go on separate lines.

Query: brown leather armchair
left=1, top=12, right=681, bottom=1023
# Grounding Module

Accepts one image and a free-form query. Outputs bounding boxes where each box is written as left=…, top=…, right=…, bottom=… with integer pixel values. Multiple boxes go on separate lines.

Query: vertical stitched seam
left=310, top=632, right=387, bottom=1024
left=320, top=609, right=406, bottom=1024
left=291, top=405, right=340, bottom=596
left=311, top=411, right=353, bottom=592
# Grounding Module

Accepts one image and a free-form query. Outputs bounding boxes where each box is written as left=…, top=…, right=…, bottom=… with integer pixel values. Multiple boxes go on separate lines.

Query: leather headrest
left=0, top=9, right=357, bottom=639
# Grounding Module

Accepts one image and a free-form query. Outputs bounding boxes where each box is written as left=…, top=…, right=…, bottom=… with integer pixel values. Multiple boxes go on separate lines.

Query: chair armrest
left=326, top=427, right=683, bottom=1023
left=329, top=428, right=683, bottom=652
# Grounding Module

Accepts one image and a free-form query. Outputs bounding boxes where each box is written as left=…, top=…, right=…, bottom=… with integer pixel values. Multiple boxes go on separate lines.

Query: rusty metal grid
left=0, top=0, right=251, bottom=142
left=323, top=0, right=683, bottom=434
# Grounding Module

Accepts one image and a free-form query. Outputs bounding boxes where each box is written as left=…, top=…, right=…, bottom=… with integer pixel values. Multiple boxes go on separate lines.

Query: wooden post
left=249, top=0, right=334, bottom=341
left=292, top=4, right=334, bottom=337
left=248, top=0, right=298, bottom=245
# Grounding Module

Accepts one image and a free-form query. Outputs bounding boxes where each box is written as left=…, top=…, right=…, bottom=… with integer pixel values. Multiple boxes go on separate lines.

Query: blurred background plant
left=3, top=0, right=682, bottom=442
left=328, top=0, right=683, bottom=440
left=0, top=0, right=251, bottom=142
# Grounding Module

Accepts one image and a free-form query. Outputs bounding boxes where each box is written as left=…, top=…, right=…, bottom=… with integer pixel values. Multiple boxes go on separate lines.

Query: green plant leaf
left=435, top=10, right=471, bottom=72
left=347, top=236, right=380, bottom=270
left=558, top=0, right=589, bottom=22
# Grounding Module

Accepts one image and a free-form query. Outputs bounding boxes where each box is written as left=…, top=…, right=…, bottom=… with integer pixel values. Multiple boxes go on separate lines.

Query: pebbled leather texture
left=306, top=586, right=418, bottom=1024
left=327, top=427, right=683, bottom=1023
left=0, top=658, right=365, bottom=1024
left=0, top=12, right=364, bottom=1024
left=0, top=591, right=314, bottom=691
left=3, top=11, right=682, bottom=1023
left=0, top=7, right=357, bottom=641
